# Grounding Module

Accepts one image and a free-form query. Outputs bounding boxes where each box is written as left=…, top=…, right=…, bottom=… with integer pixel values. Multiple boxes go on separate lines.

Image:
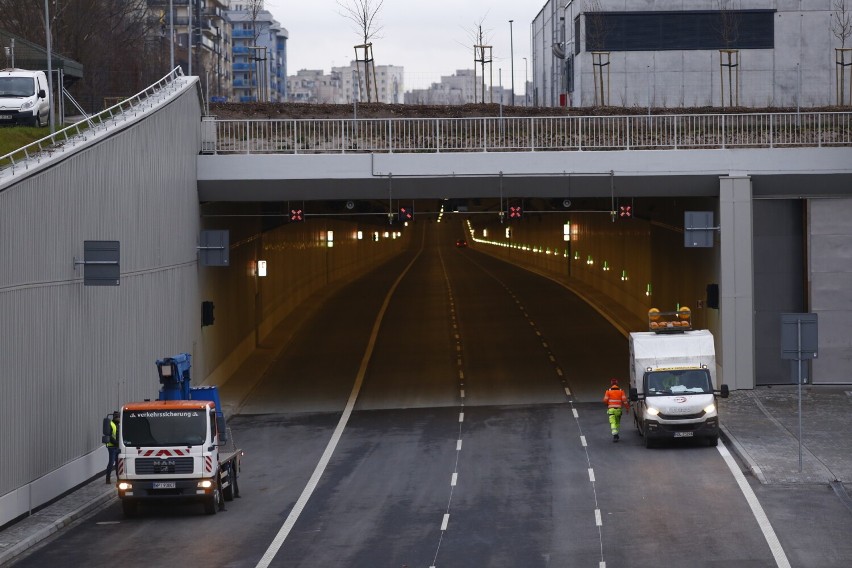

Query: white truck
left=628, top=309, right=729, bottom=448
left=116, top=354, right=242, bottom=516
left=0, top=68, right=50, bottom=127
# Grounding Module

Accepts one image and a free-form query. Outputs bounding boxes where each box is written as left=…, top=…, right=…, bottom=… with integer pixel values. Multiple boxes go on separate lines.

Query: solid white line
left=253, top=250, right=421, bottom=568
left=451, top=473, right=458, bottom=486
left=595, top=509, right=602, bottom=526
left=456, top=440, right=462, bottom=451
left=573, top=409, right=579, bottom=418
left=588, top=468, right=595, bottom=483
left=580, top=436, right=587, bottom=447
left=440, top=513, right=450, bottom=531
left=717, top=444, right=792, bottom=568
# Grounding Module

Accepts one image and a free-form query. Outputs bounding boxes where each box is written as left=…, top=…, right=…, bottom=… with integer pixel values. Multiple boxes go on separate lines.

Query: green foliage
left=0, top=126, right=49, bottom=158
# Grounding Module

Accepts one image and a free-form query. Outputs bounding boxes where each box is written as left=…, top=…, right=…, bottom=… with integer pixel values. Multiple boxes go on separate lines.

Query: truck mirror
left=629, top=387, right=639, bottom=401
left=719, top=384, right=729, bottom=398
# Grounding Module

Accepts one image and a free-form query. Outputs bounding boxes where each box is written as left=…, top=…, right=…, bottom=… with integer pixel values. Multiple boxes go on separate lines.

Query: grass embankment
left=0, top=126, right=49, bottom=157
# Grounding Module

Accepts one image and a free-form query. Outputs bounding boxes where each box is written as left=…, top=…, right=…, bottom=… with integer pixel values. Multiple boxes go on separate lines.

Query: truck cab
left=116, top=354, right=241, bottom=516
left=628, top=309, right=729, bottom=448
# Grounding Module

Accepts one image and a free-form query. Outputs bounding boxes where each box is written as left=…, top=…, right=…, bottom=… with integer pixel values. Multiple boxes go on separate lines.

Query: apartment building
left=330, top=62, right=405, bottom=104
left=287, top=69, right=344, bottom=103
left=226, top=7, right=288, bottom=102
left=147, top=0, right=233, bottom=101
left=533, top=0, right=852, bottom=108
left=404, top=69, right=514, bottom=105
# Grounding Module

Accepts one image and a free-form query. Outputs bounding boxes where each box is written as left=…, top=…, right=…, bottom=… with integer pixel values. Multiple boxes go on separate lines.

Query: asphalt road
left=11, top=221, right=852, bottom=567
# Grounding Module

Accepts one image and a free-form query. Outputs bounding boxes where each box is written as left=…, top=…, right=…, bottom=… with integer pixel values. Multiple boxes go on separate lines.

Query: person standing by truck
left=105, top=411, right=120, bottom=483
left=603, top=378, right=629, bottom=442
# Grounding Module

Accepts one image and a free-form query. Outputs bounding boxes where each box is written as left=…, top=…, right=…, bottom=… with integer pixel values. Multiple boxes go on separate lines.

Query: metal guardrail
left=206, top=112, right=852, bottom=155
left=0, top=67, right=187, bottom=180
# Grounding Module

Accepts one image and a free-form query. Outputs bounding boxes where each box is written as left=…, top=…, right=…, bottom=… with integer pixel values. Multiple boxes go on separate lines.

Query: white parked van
left=0, top=68, right=50, bottom=127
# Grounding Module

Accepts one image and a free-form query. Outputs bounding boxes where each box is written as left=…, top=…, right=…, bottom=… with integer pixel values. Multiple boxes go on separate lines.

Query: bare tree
left=0, top=0, right=157, bottom=112
left=715, top=0, right=741, bottom=107
left=584, top=0, right=612, bottom=106
left=460, top=18, right=493, bottom=103
left=242, top=0, right=268, bottom=102
left=338, top=0, right=383, bottom=102
left=832, top=0, right=852, bottom=104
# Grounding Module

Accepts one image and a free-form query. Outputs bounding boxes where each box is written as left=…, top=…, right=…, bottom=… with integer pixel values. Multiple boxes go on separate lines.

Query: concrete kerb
left=720, top=424, right=768, bottom=484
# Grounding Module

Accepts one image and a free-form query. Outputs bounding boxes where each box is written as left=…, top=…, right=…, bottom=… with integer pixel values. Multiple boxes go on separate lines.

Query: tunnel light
left=327, top=231, right=334, bottom=248
left=602, top=261, right=610, bottom=271
left=586, top=255, right=594, bottom=265
left=505, top=227, right=511, bottom=239
left=483, top=229, right=488, bottom=238
left=621, top=270, right=629, bottom=281
left=357, top=231, right=363, bottom=240
left=646, top=283, right=653, bottom=297
left=574, top=251, right=580, bottom=260
left=373, top=232, right=379, bottom=242
left=258, top=260, right=267, bottom=277
left=563, top=222, right=571, bottom=241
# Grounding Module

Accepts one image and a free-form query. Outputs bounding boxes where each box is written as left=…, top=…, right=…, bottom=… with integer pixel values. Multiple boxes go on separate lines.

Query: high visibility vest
left=603, top=386, right=629, bottom=410
left=107, top=421, right=117, bottom=447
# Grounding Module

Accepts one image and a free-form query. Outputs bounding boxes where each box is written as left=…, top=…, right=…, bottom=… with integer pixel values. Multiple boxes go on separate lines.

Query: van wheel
left=706, top=436, right=719, bottom=447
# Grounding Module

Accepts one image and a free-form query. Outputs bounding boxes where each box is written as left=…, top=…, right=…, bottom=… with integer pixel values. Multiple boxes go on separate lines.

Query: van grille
left=135, top=457, right=194, bottom=475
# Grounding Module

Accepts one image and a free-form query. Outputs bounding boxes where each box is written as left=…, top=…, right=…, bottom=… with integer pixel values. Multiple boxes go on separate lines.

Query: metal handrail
left=0, top=67, right=187, bottom=180
left=206, top=111, right=852, bottom=155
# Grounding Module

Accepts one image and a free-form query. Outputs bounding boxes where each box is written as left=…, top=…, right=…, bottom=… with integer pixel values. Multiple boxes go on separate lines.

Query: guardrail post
left=483, top=118, right=487, bottom=152
left=388, top=119, right=393, bottom=153
left=245, top=120, right=250, bottom=154
left=437, top=119, right=441, bottom=153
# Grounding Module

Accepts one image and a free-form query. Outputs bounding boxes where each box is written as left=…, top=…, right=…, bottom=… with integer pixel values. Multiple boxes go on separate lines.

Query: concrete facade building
left=402, top=70, right=512, bottom=105
left=532, top=1, right=852, bottom=108
left=287, top=69, right=343, bottom=103
left=330, top=61, right=405, bottom=104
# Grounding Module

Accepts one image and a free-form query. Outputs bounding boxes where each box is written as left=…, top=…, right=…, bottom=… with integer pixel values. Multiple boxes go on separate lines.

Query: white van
left=0, top=68, right=50, bottom=127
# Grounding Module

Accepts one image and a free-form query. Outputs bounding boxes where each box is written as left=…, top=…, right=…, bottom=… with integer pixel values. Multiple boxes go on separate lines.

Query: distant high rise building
left=226, top=6, right=288, bottom=102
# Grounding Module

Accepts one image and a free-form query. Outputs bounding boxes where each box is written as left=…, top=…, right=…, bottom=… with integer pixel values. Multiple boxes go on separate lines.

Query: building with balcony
left=226, top=7, right=287, bottom=102
left=532, top=1, right=852, bottom=108
left=287, top=69, right=343, bottom=103
left=146, top=0, right=232, bottom=101
left=330, top=61, right=404, bottom=104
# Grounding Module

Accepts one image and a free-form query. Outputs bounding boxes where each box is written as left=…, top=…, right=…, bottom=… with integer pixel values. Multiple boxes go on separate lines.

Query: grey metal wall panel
left=752, top=199, right=805, bottom=386
left=0, top=85, right=203, bottom=517
left=810, top=198, right=852, bottom=384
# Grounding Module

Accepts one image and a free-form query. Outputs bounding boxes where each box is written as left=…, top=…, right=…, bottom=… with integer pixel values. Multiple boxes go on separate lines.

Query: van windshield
left=122, top=409, right=207, bottom=447
left=0, top=77, right=36, bottom=97
left=644, top=369, right=711, bottom=396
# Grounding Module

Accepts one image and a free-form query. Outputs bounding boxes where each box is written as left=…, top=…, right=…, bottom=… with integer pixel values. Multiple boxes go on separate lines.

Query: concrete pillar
left=719, top=176, right=755, bottom=390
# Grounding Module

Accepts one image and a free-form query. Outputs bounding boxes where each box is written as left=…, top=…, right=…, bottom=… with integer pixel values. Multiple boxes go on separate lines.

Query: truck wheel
left=232, top=467, right=240, bottom=498
left=122, top=499, right=137, bottom=518
left=643, top=423, right=656, bottom=449
left=204, top=482, right=221, bottom=515
left=223, top=465, right=235, bottom=502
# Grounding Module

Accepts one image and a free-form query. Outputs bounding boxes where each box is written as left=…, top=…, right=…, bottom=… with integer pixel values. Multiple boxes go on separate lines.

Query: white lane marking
left=595, top=509, right=602, bottom=526
left=542, top=341, right=549, bottom=348
left=253, top=249, right=421, bottom=568
left=456, top=440, right=463, bottom=451
left=564, top=387, right=572, bottom=397
left=549, top=355, right=556, bottom=362
left=459, top=412, right=464, bottom=423
left=717, top=444, right=792, bottom=568
left=441, top=513, right=450, bottom=531
left=451, top=473, right=458, bottom=486
left=600, top=563, right=606, bottom=568
left=573, top=409, right=579, bottom=418
left=580, top=436, right=587, bottom=447
left=459, top=370, right=464, bottom=380
left=460, top=389, right=465, bottom=398
left=556, top=368, right=564, bottom=376
left=588, top=468, right=596, bottom=483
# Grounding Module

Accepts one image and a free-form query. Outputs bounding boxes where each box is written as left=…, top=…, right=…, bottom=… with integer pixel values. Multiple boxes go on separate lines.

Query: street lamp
left=522, top=57, right=528, bottom=106
left=509, top=20, right=515, bottom=106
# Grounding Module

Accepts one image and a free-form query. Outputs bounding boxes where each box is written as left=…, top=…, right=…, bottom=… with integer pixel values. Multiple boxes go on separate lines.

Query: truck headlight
left=646, top=407, right=660, bottom=416
left=198, top=480, right=213, bottom=489
left=704, top=403, right=716, bottom=414
left=118, top=482, right=132, bottom=491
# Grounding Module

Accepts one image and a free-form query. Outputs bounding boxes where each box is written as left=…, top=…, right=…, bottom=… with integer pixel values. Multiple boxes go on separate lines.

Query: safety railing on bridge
left=0, top=67, right=188, bottom=181
left=204, top=111, right=852, bottom=155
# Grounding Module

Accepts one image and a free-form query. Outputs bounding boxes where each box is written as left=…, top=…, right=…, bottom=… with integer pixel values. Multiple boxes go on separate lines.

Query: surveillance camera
left=562, top=199, right=572, bottom=208
left=345, top=200, right=355, bottom=210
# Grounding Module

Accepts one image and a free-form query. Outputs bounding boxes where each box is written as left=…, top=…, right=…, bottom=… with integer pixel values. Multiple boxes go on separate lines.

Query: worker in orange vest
left=603, top=378, right=630, bottom=442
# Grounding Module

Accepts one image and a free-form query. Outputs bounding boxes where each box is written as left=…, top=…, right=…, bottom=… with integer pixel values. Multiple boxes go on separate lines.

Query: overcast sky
left=264, top=0, right=536, bottom=92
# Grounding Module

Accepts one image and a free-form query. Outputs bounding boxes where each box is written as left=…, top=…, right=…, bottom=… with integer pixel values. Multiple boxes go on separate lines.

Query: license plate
left=674, top=431, right=694, bottom=438
left=153, top=481, right=176, bottom=489
left=0, top=115, right=12, bottom=120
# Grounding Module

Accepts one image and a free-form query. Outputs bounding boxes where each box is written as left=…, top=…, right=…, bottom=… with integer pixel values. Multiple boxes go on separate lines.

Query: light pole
left=522, top=57, right=528, bottom=106
left=509, top=20, right=515, bottom=106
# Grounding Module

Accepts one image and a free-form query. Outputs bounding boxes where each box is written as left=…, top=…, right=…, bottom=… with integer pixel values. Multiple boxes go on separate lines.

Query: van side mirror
left=38, top=89, right=46, bottom=99
left=718, top=384, right=729, bottom=398
left=629, top=387, right=639, bottom=402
